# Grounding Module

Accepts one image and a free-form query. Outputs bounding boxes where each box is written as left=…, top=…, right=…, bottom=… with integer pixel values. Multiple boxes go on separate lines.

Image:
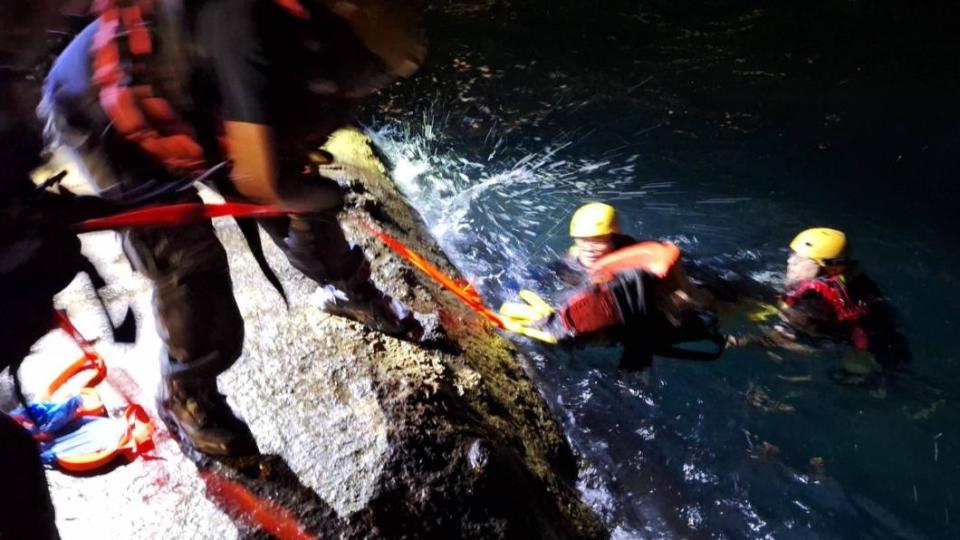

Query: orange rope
left=364, top=224, right=505, bottom=328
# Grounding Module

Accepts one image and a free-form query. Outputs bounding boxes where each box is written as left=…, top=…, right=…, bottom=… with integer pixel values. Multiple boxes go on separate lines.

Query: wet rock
left=253, top=126, right=603, bottom=538
left=23, top=127, right=603, bottom=539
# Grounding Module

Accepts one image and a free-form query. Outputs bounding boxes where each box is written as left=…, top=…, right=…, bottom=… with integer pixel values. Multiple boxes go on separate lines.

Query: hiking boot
left=158, top=378, right=258, bottom=457
left=314, top=282, right=423, bottom=341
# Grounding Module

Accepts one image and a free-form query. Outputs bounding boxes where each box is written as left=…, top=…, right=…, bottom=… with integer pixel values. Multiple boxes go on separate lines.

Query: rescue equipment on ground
left=790, top=227, right=847, bottom=265
left=200, top=470, right=317, bottom=540
left=13, top=311, right=154, bottom=473
left=569, top=202, right=619, bottom=238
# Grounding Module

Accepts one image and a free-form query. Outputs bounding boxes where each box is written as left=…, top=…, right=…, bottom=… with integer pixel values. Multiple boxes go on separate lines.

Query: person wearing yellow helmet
left=730, top=228, right=909, bottom=377
left=502, top=202, right=725, bottom=369
left=786, top=227, right=849, bottom=286
left=567, top=202, right=630, bottom=269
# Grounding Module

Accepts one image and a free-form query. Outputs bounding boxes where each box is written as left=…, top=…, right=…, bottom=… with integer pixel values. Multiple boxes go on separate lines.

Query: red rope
left=75, top=202, right=290, bottom=232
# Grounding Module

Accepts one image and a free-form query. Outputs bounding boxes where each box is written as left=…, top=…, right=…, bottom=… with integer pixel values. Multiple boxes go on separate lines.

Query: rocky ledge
left=19, top=127, right=604, bottom=539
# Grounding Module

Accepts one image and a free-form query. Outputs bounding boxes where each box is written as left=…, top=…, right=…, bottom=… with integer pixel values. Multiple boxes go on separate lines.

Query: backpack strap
left=91, top=0, right=207, bottom=173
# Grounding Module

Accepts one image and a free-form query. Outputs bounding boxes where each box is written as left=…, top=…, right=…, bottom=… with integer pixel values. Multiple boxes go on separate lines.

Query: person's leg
left=42, top=79, right=255, bottom=456
left=258, top=209, right=422, bottom=339
left=121, top=204, right=257, bottom=456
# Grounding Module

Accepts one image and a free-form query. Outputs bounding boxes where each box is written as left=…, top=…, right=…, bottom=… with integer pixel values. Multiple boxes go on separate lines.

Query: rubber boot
left=157, top=377, right=258, bottom=457
left=314, top=280, right=423, bottom=341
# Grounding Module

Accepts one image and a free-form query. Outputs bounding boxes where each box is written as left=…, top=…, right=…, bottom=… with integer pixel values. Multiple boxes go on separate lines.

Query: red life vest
left=562, top=241, right=682, bottom=334
left=89, top=0, right=310, bottom=174
left=784, top=275, right=867, bottom=323
left=784, top=275, right=870, bottom=349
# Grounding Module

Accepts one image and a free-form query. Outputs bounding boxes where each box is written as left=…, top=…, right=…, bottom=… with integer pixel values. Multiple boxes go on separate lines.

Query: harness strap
left=91, top=0, right=207, bottom=173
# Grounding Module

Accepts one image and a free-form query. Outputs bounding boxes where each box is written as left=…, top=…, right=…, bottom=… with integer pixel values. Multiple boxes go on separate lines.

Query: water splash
left=367, top=105, right=785, bottom=538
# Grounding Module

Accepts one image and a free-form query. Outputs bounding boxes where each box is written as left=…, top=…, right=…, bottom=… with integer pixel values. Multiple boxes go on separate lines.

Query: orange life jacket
left=561, top=241, right=682, bottom=334
left=89, top=0, right=310, bottom=174
left=590, top=241, right=681, bottom=282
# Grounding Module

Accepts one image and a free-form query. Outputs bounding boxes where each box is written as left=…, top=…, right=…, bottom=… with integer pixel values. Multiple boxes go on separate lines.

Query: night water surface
left=367, top=2, right=959, bottom=537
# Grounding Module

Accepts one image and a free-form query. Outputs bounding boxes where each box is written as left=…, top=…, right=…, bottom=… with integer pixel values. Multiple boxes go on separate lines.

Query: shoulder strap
left=91, top=0, right=207, bottom=173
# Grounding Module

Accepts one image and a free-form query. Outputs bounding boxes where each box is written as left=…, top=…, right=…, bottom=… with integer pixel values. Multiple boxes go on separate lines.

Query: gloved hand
left=745, top=300, right=781, bottom=322
left=498, top=290, right=562, bottom=344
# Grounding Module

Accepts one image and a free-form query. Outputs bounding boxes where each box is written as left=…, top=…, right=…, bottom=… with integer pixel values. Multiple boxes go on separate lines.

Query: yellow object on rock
left=569, top=202, right=619, bottom=238
left=790, top=228, right=847, bottom=264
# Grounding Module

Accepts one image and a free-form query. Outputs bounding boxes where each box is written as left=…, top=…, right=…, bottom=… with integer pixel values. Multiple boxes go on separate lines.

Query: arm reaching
left=224, top=121, right=342, bottom=212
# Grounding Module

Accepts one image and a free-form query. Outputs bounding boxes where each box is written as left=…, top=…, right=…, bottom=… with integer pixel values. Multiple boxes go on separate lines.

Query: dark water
left=367, top=1, right=960, bottom=537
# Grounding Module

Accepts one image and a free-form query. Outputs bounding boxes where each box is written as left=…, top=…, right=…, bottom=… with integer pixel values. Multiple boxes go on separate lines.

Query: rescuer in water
left=728, top=228, right=910, bottom=379
left=40, top=0, right=427, bottom=456
left=500, top=202, right=725, bottom=369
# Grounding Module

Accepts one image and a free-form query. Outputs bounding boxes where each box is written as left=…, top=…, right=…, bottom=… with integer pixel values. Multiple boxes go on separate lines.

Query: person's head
left=786, top=228, right=848, bottom=286
left=569, top=202, right=619, bottom=269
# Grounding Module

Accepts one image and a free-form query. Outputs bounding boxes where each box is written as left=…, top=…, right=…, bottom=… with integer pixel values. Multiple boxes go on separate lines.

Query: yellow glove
left=746, top=301, right=781, bottom=322
left=498, top=289, right=559, bottom=344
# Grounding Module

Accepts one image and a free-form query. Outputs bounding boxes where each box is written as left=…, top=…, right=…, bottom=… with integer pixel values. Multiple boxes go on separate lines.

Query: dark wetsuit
left=40, top=0, right=388, bottom=384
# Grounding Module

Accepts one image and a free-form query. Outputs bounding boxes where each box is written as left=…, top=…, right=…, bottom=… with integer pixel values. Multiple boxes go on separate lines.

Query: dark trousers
left=41, top=90, right=367, bottom=382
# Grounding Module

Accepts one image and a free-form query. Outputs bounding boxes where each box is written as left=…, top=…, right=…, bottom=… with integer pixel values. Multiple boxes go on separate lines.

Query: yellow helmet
left=790, top=228, right=847, bottom=264
left=569, top=202, right=619, bottom=238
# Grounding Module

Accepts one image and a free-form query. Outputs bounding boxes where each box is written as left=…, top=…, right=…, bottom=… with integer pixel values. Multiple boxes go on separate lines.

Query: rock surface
left=16, top=127, right=605, bottom=539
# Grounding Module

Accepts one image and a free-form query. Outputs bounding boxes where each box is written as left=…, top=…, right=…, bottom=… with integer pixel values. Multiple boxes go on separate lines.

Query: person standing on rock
left=40, top=0, right=428, bottom=457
